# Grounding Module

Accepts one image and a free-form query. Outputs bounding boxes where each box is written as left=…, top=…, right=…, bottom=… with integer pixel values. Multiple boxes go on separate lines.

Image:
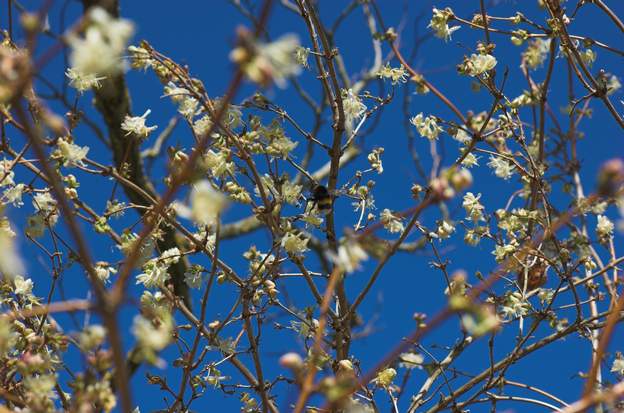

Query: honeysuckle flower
left=224, top=181, right=252, bottom=204
left=0, top=159, right=15, bottom=187
left=184, top=266, right=203, bottom=289
left=581, top=48, right=597, bottom=67
left=399, top=352, right=424, bottom=369
left=279, top=352, right=304, bottom=370
left=487, top=156, right=514, bottom=180
left=32, top=191, right=59, bottom=226
left=136, top=259, right=169, bottom=288
left=68, top=7, right=134, bottom=76
left=372, top=367, right=396, bottom=388
left=410, top=113, right=443, bottom=140
left=26, top=215, right=46, bottom=238
left=201, top=150, right=234, bottom=178
left=65, top=68, right=105, bottom=92
left=95, top=262, right=116, bottom=283
left=230, top=32, right=301, bottom=87
left=281, top=180, right=302, bottom=205
left=461, top=153, right=480, bottom=168
left=380, top=209, right=404, bottom=233
left=367, top=148, right=384, bottom=174
left=462, top=192, right=485, bottom=222
left=132, top=313, right=173, bottom=352
left=493, top=240, right=518, bottom=262
left=328, top=239, right=368, bottom=273
left=377, top=63, right=408, bottom=85
left=127, top=44, right=153, bottom=70
left=464, top=54, right=497, bottom=76
left=522, top=38, right=551, bottom=69
left=159, top=247, right=181, bottom=266
left=428, top=7, right=460, bottom=41
left=118, top=232, right=155, bottom=268
left=342, top=88, right=367, bottom=134
left=294, top=46, right=309, bottom=68
left=57, top=137, right=89, bottom=166
left=177, top=96, right=200, bottom=119
left=436, top=220, right=455, bottom=239
left=606, top=74, right=621, bottom=95
left=596, top=215, right=614, bottom=242
left=23, top=374, right=56, bottom=400
left=611, top=353, right=624, bottom=376
left=193, top=114, right=213, bottom=137
left=79, top=325, right=106, bottom=350
left=175, top=180, right=228, bottom=227
left=280, top=231, right=309, bottom=255
left=3, top=183, right=25, bottom=207
left=121, top=109, right=157, bottom=138
left=162, top=83, right=190, bottom=103
left=499, top=292, right=529, bottom=319
left=452, top=128, right=472, bottom=144
left=32, top=191, right=55, bottom=211
left=266, top=135, right=298, bottom=159
left=461, top=304, right=499, bottom=337
left=13, top=275, right=33, bottom=296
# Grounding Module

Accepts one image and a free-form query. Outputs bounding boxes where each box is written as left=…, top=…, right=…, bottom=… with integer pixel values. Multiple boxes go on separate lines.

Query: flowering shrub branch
left=0, top=0, right=623, bottom=412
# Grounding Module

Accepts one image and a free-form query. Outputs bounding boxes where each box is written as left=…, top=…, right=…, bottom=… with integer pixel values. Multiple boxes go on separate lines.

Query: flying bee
left=310, top=184, right=333, bottom=212
left=517, top=259, right=549, bottom=291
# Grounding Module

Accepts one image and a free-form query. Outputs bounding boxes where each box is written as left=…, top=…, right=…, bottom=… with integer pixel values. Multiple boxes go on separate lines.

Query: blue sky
left=6, top=0, right=624, bottom=411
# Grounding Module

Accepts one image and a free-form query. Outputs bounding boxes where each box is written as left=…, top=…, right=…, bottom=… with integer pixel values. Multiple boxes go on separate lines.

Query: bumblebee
left=517, top=260, right=548, bottom=291
left=309, top=184, right=333, bottom=212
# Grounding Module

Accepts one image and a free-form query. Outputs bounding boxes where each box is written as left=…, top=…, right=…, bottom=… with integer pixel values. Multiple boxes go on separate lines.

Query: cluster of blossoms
left=136, top=247, right=182, bottom=288
left=342, top=88, right=367, bottom=134
left=377, top=63, right=408, bottom=85
left=174, top=180, right=228, bottom=227
left=380, top=209, right=404, bottom=234
left=459, top=53, right=497, bottom=77
left=230, top=30, right=301, bottom=88
left=428, top=7, right=460, bottom=41
left=66, top=7, right=134, bottom=90
left=410, top=113, right=443, bottom=140
left=121, top=109, right=158, bottom=138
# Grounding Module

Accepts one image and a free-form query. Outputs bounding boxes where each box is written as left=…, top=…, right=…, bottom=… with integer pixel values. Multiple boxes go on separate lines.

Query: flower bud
left=279, top=352, right=303, bottom=370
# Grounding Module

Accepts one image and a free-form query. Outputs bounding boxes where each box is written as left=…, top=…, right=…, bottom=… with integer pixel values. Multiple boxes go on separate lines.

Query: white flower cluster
left=464, top=54, right=497, bottom=76
left=328, top=239, right=369, bottom=273
left=121, top=109, right=158, bottom=138
left=56, top=137, right=89, bottom=166
left=0, top=217, right=23, bottom=278
left=377, top=63, right=408, bottom=85
left=65, top=68, right=105, bottom=92
left=596, top=215, right=614, bottom=243
left=612, top=354, right=624, bottom=376
left=367, top=148, right=384, bottom=174
left=3, top=183, right=25, bottom=207
left=435, top=220, right=455, bottom=239
left=428, top=7, right=460, bottom=41
left=136, top=247, right=181, bottom=288
left=499, top=292, right=530, bottom=320
left=132, top=312, right=173, bottom=356
left=281, top=231, right=309, bottom=255
left=487, top=156, right=514, bottom=180
left=230, top=32, right=301, bottom=88
left=380, top=209, right=404, bottom=234
left=163, top=82, right=200, bottom=120
left=67, top=7, right=134, bottom=82
left=32, top=191, right=59, bottom=226
left=410, top=113, right=443, bottom=140
left=342, top=88, right=367, bottom=134
left=175, top=180, right=228, bottom=227
left=462, top=192, right=485, bottom=222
